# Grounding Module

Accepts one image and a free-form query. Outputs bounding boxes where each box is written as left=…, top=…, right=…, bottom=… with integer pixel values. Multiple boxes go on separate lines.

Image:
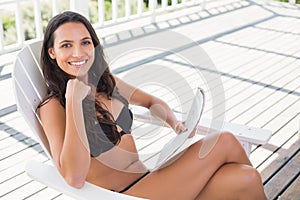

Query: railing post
left=172, top=0, right=177, bottom=8
left=137, top=0, right=144, bottom=16
left=15, top=0, right=24, bottom=46
left=33, top=0, right=43, bottom=40
left=112, top=0, right=118, bottom=22
left=52, top=0, right=60, bottom=17
left=149, top=0, right=157, bottom=23
left=70, top=0, right=90, bottom=19
left=98, top=0, right=105, bottom=26
left=289, top=0, right=296, bottom=4
left=125, top=0, right=131, bottom=19
left=161, top=0, right=167, bottom=11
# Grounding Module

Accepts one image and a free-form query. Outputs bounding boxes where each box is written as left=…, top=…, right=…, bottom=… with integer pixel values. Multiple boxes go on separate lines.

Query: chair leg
left=239, top=141, right=251, bottom=157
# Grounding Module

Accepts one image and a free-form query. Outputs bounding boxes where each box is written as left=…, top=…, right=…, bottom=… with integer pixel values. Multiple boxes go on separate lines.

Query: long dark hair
left=40, top=11, right=123, bottom=154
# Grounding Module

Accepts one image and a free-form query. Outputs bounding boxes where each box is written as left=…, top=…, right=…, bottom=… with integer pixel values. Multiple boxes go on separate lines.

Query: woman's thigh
left=124, top=132, right=250, bottom=199
left=196, top=163, right=266, bottom=200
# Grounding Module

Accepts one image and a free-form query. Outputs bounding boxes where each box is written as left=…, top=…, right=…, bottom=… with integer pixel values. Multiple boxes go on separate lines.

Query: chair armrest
left=131, top=105, right=272, bottom=145
left=25, top=160, right=147, bottom=200
left=199, top=118, right=272, bottom=145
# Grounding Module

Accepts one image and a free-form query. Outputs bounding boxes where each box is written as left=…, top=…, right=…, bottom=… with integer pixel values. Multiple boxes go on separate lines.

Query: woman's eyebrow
left=81, top=37, right=92, bottom=40
left=58, top=40, right=73, bottom=44
left=58, top=37, right=91, bottom=44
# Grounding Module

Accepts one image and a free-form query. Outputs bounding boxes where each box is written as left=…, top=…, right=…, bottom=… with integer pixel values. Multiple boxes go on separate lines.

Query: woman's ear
left=48, top=48, right=56, bottom=59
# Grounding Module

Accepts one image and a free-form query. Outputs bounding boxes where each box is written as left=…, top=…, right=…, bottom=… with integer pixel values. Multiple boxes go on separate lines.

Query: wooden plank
left=0, top=111, right=21, bottom=123
left=250, top=105, right=299, bottom=168
left=52, top=194, right=75, bottom=200
left=0, top=152, right=48, bottom=184
left=256, top=16, right=298, bottom=35
left=166, top=50, right=280, bottom=115
left=3, top=115, right=30, bottom=132
left=0, top=152, right=50, bottom=200
left=263, top=147, right=300, bottom=200
left=24, top=187, right=62, bottom=200
left=251, top=95, right=299, bottom=133
left=231, top=88, right=286, bottom=125
left=0, top=178, right=45, bottom=200
left=257, top=132, right=300, bottom=180
left=0, top=132, right=27, bottom=148
left=245, top=86, right=299, bottom=128
left=221, top=60, right=299, bottom=120
left=0, top=78, right=16, bottom=111
left=279, top=173, right=300, bottom=200
left=0, top=105, right=16, bottom=117
left=205, top=57, right=297, bottom=117
left=0, top=115, right=31, bottom=141
left=0, top=134, right=36, bottom=160
left=0, top=172, right=33, bottom=197
left=201, top=40, right=251, bottom=67
left=234, top=86, right=299, bottom=129
left=0, top=143, right=43, bottom=172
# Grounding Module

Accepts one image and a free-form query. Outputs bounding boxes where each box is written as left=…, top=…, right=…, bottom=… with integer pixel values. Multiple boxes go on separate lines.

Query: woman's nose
left=72, top=46, right=84, bottom=57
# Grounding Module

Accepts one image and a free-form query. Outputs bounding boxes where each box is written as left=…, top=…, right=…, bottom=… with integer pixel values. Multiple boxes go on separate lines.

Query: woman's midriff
left=86, top=135, right=148, bottom=191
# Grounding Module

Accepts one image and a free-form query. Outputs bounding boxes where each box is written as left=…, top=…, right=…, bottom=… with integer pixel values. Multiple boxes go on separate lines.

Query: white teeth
left=70, top=60, right=86, bottom=66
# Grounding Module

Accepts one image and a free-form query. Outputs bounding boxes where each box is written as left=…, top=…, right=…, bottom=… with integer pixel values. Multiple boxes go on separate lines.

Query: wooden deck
left=0, top=0, right=299, bottom=199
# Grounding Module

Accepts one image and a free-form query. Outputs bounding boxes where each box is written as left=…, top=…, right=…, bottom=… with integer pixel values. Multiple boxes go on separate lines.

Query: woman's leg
left=124, top=132, right=263, bottom=199
left=196, top=163, right=267, bottom=200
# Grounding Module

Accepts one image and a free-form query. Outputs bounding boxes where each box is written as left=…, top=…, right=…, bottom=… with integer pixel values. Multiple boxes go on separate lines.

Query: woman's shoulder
left=39, top=97, right=65, bottom=119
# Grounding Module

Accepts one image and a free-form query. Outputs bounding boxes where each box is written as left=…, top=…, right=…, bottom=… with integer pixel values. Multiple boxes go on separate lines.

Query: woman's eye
left=61, top=43, right=71, bottom=48
left=82, top=40, right=92, bottom=45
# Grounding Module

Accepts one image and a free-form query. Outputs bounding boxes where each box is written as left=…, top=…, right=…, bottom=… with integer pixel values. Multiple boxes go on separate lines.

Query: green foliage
left=2, top=15, right=14, bottom=31
left=275, top=0, right=300, bottom=3
left=2, top=14, right=16, bottom=45
left=22, top=3, right=36, bottom=41
left=89, top=0, right=143, bottom=23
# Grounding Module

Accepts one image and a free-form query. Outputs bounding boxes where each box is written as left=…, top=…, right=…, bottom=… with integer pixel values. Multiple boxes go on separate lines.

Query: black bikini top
left=86, top=105, right=133, bottom=157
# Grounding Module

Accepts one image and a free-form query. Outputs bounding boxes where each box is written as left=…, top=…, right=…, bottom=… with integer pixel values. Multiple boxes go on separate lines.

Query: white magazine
left=152, top=88, right=205, bottom=171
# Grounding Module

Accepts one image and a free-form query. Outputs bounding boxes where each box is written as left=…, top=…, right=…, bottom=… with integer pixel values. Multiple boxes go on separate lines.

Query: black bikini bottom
left=119, top=170, right=150, bottom=193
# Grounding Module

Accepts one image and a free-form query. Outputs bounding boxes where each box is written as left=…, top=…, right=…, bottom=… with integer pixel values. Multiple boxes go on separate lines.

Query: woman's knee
left=219, top=131, right=237, bottom=143
left=244, top=165, right=262, bottom=182
left=218, top=132, right=241, bottom=150
left=218, top=132, right=248, bottom=159
left=198, top=132, right=238, bottom=159
left=238, top=165, right=263, bottom=191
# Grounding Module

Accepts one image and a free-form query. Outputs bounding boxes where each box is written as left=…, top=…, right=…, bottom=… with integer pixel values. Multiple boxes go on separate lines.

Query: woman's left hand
left=174, top=121, right=188, bottom=134
left=174, top=121, right=197, bottom=138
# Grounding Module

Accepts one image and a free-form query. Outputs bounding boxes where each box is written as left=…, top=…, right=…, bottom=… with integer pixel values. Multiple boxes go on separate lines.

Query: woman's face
left=48, top=22, right=95, bottom=79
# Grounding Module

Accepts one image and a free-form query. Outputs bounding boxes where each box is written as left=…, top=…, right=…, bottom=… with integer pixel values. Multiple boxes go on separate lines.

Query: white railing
left=0, top=0, right=298, bottom=55
left=0, top=0, right=208, bottom=55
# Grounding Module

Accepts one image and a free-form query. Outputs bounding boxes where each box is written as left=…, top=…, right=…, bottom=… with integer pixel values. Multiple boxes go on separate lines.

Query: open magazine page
left=152, top=88, right=205, bottom=171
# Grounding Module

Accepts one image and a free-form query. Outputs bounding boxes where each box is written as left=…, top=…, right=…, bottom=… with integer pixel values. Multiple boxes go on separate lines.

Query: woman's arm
left=39, top=79, right=91, bottom=188
left=114, top=76, right=187, bottom=133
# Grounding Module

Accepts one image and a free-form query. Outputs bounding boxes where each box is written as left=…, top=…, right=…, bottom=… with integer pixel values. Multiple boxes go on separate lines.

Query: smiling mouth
left=69, top=60, right=88, bottom=67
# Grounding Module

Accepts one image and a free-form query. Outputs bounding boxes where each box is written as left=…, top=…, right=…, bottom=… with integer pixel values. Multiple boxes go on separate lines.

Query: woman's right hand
left=65, top=79, right=91, bottom=102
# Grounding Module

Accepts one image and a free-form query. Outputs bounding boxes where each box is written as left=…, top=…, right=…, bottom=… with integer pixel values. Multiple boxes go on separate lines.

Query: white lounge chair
left=12, top=41, right=272, bottom=200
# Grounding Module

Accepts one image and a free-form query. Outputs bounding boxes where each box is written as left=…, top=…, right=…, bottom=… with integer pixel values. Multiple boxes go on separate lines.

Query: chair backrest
left=12, top=41, right=52, bottom=159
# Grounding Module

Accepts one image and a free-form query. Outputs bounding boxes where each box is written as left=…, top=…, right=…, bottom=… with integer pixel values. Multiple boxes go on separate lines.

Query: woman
left=39, top=11, right=267, bottom=199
